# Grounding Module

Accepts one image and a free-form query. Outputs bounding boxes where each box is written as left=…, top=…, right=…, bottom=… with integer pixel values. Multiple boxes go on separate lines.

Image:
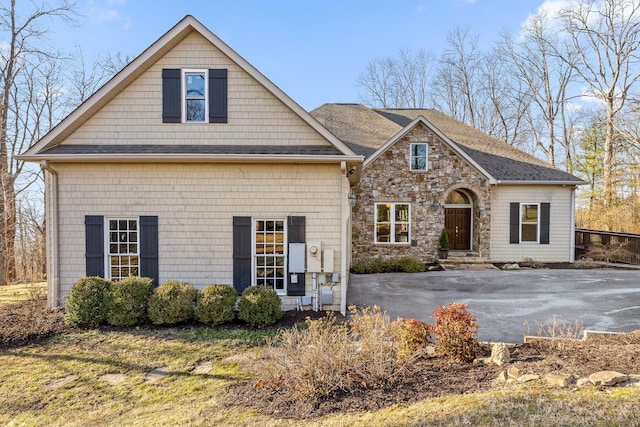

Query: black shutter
left=209, top=69, right=228, bottom=123
left=233, top=216, right=252, bottom=292
left=287, top=216, right=306, bottom=296
left=540, top=203, right=550, bottom=245
left=509, top=203, right=520, bottom=244
left=85, top=215, right=104, bottom=277
left=162, top=68, right=181, bottom=123
left=140, top=216, right=159, bottom=286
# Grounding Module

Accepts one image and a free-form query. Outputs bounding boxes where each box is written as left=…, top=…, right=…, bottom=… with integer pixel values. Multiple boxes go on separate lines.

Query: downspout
left=340, top=161, right=348, bottom=316
left=40, top=161, right=59, bottom=309
left=570, top=186, right=576, bottom=263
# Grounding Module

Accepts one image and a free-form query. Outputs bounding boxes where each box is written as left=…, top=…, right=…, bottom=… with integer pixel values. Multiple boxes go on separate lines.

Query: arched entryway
left=444, top=190, right=473, bottom=250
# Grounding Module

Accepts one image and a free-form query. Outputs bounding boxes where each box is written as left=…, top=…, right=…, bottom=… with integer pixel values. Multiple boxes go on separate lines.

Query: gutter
left=40, top=161, right=59, bottom=309
left=494, top=180, right=587, bottom=186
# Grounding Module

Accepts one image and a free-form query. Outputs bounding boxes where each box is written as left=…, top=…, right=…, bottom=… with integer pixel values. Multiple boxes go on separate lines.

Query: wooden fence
left=575, top=228, right=640, bottom=265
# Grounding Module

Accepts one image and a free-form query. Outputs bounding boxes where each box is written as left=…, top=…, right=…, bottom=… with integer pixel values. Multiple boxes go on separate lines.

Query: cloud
left=86, top=0, right=130, bottom=31
left=520, top=0, right=574, bottom=35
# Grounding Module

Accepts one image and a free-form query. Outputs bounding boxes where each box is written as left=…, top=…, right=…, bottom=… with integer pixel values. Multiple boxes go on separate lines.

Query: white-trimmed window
left=254, top=219, right=287, bottom=294
left=410, top=143, right=428, bottom=171
left=107, top=218, right=139, bottom=280
left=375, top=203, right=411, bottom=244
left=182, top=69, right=207, bottom=122
left=520, top=203, right=539, bottom=243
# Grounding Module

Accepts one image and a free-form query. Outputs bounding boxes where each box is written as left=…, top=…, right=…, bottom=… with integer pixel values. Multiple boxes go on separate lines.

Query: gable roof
left=18, top=16, right=362, bottom=167
left=311, top=103, right=585, bottom=185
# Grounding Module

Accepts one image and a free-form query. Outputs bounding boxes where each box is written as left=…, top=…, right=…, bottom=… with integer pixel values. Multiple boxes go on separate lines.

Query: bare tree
left=357, top=48, right=433, bottom=108
left=553, top=0, right=640, bottom=208
left=0, top=0, right=76, bottom=285
left=500, top=11, right=576, bottom=167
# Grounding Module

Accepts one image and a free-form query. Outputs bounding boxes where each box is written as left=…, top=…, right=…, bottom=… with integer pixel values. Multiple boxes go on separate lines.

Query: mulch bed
left=226, top=327, right=640, bottom=420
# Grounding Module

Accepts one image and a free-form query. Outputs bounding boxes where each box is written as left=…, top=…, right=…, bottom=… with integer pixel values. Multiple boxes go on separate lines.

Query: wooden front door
left=445, top=208, right=471, bottom=250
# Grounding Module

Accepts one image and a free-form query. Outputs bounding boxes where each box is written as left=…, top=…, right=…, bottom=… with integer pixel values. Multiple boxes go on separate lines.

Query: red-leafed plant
left=432, top=302, right=480, bottom=362
left=394, top=317, right=433, bottom=359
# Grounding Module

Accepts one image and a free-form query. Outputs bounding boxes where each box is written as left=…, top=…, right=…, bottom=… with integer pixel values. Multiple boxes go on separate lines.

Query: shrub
left=147, top=281, right=198, bottom=325
left=259, top=306, right=411, bottom=401
left=107, top=277, right=154, bottom=326
left=237, top=286, right=282, bottom=327
left=394, top=317, right=433, bottom=359
left=432, top=302, right=480, bottom=362
left=64, top=277, right=112, bottom=327
left=350, top=257, right=425, bottom=274
left=195, top=285, right=237, bottom=325
left=439, top=228, right=449, bottom=249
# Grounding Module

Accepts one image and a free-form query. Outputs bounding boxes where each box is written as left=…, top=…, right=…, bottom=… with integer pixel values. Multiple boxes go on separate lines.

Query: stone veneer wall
left=351, top=122, right=492, bottom=262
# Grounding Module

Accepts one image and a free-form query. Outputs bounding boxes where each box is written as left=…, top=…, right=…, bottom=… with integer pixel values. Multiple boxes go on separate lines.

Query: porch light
left=431, top=200, right=439, bottom=212
left=348, top=193, right=357, bottom=207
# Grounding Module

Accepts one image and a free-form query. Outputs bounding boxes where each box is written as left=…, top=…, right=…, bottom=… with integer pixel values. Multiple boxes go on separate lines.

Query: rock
left=495, top=371, right=508, bottom=384
left=101, top=373, right=127, bottom=385
left=474, top=357, right=492, bottom=366
left=577, top=377, right=592, bottom=387
left=627, top=375, right=640, bottom=387
left=502, top=263, right=520, bottom=270
left=518, top=374, right=541, bottom=383
left=144, top=366, right=170, bottom=384
left=507, top=367, right=521, bottom=379
left=46, top=375, right=77, bottom=390
left=588, top=371, right=628, bottom=386
left=545, top=372, right=575, bottom=387
left=491, top=342, right=510, bottom=366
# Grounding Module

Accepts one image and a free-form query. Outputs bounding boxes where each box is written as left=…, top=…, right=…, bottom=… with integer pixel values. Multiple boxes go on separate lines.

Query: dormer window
left=410, top=143, right=428, bottom=171
left=162, top=68, right=228, bottom=124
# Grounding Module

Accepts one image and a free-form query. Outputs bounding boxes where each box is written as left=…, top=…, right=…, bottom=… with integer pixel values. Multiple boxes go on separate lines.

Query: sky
left=44, top=0, right=551, bottom=111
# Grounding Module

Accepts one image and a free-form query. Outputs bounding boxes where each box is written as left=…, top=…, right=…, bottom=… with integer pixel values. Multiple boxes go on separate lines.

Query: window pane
left=522, top=204, right=538, bottom=222
left=376, top=204, right=390, bottom=222
left=395, top=224, right=409, bottom=243
left=186, top=99, right=205, bottom=121
left=446, top=190, right=469, bottom=205
left=522, top=224, right=537, bottom=241
left=376, top=224, right=391, bottom=242
left=411, top=157, right=426, bottom=170
left=395, top=204, right=409, bottom=222
left=412, top=144, right=426, bottom=157
left=185, top=73, right=205, bottom=97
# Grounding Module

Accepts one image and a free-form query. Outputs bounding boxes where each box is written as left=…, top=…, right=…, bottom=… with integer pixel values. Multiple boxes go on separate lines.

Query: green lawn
left=2, top=326, right=640, bottom=426
left=0, top=282, right=46, bottom=305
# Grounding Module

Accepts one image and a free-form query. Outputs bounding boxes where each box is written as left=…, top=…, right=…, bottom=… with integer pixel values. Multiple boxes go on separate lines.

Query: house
left=17, top=16, right=363, bottom=313
left=311, top=104, right=585, bottom=264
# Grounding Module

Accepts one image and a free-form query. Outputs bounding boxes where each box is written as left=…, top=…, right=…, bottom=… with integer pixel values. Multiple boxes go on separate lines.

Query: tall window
left=108, top=219, right=139, bottom=280
left=375, top=203, right=411, bottom=243
left=410, top=143, right=428, bottom=171
left=520, top=204, right=539, bottom=242
left=254, top=219, right=286, bottom=293
left=183, top=70, right=207, bottom=122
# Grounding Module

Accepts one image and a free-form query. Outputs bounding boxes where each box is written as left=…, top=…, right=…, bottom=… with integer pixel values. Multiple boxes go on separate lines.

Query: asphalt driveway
left=347, top=269, right=640, bottom=343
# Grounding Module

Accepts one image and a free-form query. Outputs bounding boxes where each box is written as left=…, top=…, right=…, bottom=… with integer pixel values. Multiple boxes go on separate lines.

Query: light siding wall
left=52, top=162, right=344, bottom=310
left=63, top=32, right=330, bottom=147
left=490, top=185, right=575, bottom=262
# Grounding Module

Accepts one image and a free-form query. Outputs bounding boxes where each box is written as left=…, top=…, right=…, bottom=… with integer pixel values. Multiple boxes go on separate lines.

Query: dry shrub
left=432, top=302, right=480, bottom=362
left=394, top=317, right=433, bottom=359
left=525, top=316, right=585, bottom=350
left=258, top=306, right=413, bottom=401
left=0, top=288, right=66, bottom=345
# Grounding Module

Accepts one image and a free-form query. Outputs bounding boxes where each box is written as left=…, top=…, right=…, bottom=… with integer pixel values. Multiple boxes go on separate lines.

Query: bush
left=394, top=317, right=433, bottom=359
left=195, top=285, right=237, bottom=325
left=237, top=286, right=282, bottom=327
left=350, top=257, right=425, bottom=274
left=258, top=306, right=410, bottom=401
left=64, top=277, right=112, bottom=327
left=107, top=277, right=154, bottom=326
left=432, top=302, right=480, bottom=362
left=147, top=281, right=198, bottom=325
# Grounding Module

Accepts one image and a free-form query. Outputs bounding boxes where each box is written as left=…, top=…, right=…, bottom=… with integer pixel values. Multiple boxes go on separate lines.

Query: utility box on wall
left=307, top=239, right=322, bottom=272
left=289, top=243, right=305, bottom=273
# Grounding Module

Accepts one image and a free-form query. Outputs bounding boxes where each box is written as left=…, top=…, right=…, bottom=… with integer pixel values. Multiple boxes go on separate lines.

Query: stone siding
left=351, top=122, right=491, bottom=262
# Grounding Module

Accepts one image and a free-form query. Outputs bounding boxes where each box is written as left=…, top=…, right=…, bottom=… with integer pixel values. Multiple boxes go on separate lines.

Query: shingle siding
left=490, top=186, right=573, bottom=262
left=53, top=162, right=345, bottom=310
left=62, top=32, right=331, bottom=147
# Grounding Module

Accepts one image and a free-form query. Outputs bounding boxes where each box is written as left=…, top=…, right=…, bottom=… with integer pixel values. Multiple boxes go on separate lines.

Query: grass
left=0, top=282, right=46, bottom=305
left=2, top=327, right=640, bottom=426
left=1, top=285, right=640, bottom=425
